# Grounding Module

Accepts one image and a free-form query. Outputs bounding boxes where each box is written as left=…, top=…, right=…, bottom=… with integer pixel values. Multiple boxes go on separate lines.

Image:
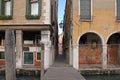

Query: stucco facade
left=64, top=0, right=120, bottom=70
left=0, top=0, right=58, bottom=70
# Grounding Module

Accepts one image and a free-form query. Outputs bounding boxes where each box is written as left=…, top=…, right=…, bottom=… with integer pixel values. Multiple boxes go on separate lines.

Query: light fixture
left=59, top=21, right=63, bottom=28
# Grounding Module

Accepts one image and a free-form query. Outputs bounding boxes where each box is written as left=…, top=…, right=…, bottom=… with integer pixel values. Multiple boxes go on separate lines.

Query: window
left=36, top=52, right=41, bottom=60
left=117, top=0, right=120, bottom=20
left=35, top=35, right=41, bottom=44
left=0, top=52, right=5, bottom=59
left=24, top=52, right=34, bottom=64
left=0, top=0, right=12, bottom=20
left=80, top=0, right=92, bottom=20
left=31, top=1, right=38, bottom=15
left=26, top=0, right=41, bottom=19
left=4, top=0, right=11, bottom=16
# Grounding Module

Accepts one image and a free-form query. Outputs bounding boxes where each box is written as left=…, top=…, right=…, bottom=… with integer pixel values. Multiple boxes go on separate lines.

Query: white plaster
left=0, top=46, right=5, bottom=51
left=44, top=43, right=51, bottom=69
left=69, top=41, right=73, bottom=65
left=41, top=30, right=52, bottom=69
left=102, top=44, right=107, bottom=69
left=29, top=47, right=36, bottom=52
left=49, top=45, right=54, bottom=66
left=42, top=0, right=51, bottom=24
left=41, top=30, right=50, bottom=43
left=73, top=44, right=79, bottom=70
left=24, top=40, right=33, bottom=44
left=36, top=47, right=41, bottom=52
left=16, top=30, right=23, bottom=69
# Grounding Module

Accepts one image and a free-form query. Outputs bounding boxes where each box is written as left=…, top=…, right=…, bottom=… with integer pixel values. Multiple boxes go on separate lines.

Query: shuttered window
left=26, top=0, right=42, bottom=19
left=0, top=0, right=4, bottom=16
left=24, top=52, right=34, bottom=64
left=117, top=0, right=120, bottom=20
left=80, top=0, right=91, bottom=20
left=0, top=52, right=5, bottom=59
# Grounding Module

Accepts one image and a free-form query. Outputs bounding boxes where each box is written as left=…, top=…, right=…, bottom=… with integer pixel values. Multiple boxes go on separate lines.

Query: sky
left=58, top=0, right=66, bottom=34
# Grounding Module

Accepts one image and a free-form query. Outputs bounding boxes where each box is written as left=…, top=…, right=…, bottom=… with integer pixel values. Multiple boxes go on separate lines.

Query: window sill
left=0, top=15, right=12, bottom=20
left=116, top=19, right=120, bottom=22
left=80, top=19, right=92, bottom=22
left=26, top=15, right=40, bottom=20
left=79, top=16, right=93, bottom=22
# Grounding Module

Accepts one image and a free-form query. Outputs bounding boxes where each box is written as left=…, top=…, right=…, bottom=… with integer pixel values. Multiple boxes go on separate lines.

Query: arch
left=77, top=31, right=104, bottom=45
left=106, top=31, right=120, bottom=44
left=78, top=31, right=104, bottom=64
left=106, top=31, right=120, bottom=65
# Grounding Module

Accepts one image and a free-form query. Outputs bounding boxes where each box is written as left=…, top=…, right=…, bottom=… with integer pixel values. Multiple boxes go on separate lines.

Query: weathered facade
left=63, top=0, right=72, bottom=63
left=51, top=0, right=58, bottom=60
left=0, top=0, right=58, bottom=70
left=64, top=0, right=120, bottom=70
left=58, top=33, right=63, bottom=55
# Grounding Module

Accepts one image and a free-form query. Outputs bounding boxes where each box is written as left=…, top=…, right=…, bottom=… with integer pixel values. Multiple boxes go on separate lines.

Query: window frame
left=4, top=0, right=11, bottom=16
left=36, top=52, right=41, bottom=61
left=26, top=0, right=42, bottom=19
left=116, top=0, right=120, bottom=21
left=0, top=0, right=13, bottom=20
left=23, top=51, right=34, bottom=65
left=0, top=52, right=5, bottom=60
left=30, top=0, right=39, bottom=15
left=79, top=0, right=93, bottom=21
left=35, top=35, right=41, bottom=44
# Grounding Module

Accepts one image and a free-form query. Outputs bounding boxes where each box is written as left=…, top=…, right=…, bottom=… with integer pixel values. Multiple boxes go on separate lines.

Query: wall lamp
left=59, top=21, right=63, bottom=28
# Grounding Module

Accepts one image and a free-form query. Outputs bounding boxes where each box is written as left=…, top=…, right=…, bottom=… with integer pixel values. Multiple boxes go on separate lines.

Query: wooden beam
left=5, top=29, right=16, bottom=80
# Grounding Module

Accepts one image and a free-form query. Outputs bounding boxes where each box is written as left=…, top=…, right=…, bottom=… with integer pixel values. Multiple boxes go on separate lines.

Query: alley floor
left=43, top=55, right=86, bottom=80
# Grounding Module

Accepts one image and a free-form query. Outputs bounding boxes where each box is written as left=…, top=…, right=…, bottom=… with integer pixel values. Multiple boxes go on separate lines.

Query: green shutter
left=38, top=0, right=42, bottom=17
left=24, top=52, right=33, bottom=64
left=26, top=0, right=30, bottom=15
left=10, top=0, right=13, bottom=16
left=0, top=0, right=3, bottom=15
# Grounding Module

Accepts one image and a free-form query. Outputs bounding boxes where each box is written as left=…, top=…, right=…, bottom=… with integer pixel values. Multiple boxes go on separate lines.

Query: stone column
left=16, top=30, right=23, bottom=69
left=73, top=44, right=79, bottom=70
left=5, top=29, right=16, bottom=80
left=102, top=44, right=107, bottom=69
left=41, top=30, right=51, bottom=69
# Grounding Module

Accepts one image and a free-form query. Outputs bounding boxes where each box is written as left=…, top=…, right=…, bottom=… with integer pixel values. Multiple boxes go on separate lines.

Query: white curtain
left=31, top=2, right=38, bottom=15
left=5, top=1, right=11, bottom=16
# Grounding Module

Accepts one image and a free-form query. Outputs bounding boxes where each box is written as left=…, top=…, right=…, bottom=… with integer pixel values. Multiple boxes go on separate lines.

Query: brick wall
left=79, top=45, right=102, bottom=64
left=0, top=60, right=5, bottom=65
left=107, top=44, right=118, bottom=64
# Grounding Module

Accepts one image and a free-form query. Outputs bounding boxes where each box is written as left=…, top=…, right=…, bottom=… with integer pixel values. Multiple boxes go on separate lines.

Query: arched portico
left=107, top=32, right=120, bottom=66
left=78, top=32, right=103, bottom=64
left=73, top=31, right=108, bottom=70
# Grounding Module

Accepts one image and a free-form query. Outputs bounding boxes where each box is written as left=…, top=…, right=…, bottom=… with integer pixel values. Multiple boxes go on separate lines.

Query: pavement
left=43, top=55, right=86, bottom=80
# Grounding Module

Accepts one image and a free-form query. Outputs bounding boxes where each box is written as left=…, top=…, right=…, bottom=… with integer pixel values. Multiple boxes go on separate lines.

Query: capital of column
left=16, top=30, right=22, bottom=34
